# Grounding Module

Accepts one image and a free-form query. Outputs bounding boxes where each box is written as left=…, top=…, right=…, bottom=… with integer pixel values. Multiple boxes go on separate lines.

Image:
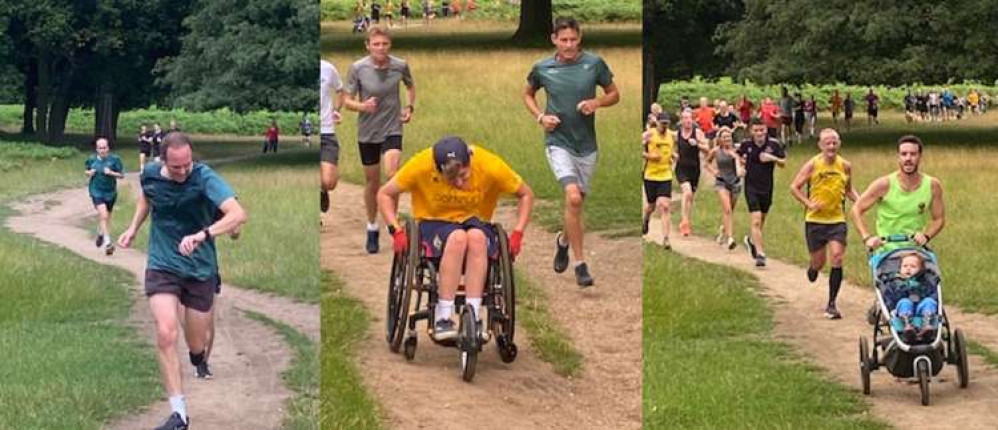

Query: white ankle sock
left=466, top=298, right=482, bottom=320
left=169, top=395, right=187, bottom=423
left=436, top=300, right=454, bottom=322
left=366, top=222, right=378, bottom=232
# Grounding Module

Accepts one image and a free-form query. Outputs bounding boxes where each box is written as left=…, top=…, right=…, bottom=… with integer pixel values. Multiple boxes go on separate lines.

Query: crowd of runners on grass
left=352, top=0, right=486, bottom=31
left=321, top=18, right=617, bottom=344
left=642, top=92, right=946, bottom=322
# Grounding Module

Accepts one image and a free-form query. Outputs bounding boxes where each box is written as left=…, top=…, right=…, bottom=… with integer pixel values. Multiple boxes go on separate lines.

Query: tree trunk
left=34, top=55, right=50, bottom=141
left=512, top=0, right=552, bottom=42
left=46, top=68, right=74, bottom=144
left=94, top=90, right=116, bottom=146
left=21, top=59, right=36, bottom=135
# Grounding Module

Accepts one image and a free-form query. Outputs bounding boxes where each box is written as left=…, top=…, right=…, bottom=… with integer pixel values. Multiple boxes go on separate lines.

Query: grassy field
left=659, top=76, right=998, bottom=111
left=666, top=111, right=998, bottom=315
left=644, top=244, right=886, bottom=429
left=245, top=311, right=319, bottom=430
left=320, top=270, right=382, bottom=430
left=0, top=143, right=160, bottom=428
left=323, top=20, right=641, bottom=232
left=321, top=0, right=640, bottom=22
left=0, top=105, right=314, bottom=138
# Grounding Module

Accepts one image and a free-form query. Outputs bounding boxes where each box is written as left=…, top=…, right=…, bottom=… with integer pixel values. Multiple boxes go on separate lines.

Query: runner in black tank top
left=675, top=110, right=708, bottom=236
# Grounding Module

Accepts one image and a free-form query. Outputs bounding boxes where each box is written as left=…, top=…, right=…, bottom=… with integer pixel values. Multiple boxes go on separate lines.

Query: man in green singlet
left=850, top=135, right=945, bottom=254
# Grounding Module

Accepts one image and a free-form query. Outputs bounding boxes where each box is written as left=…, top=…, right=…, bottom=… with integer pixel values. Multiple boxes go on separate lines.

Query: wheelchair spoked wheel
left=386, top=219, right=418, bottom=353
left=491, top=225, right=517, bottom=364
left=460, top=304, right=480, bottom=382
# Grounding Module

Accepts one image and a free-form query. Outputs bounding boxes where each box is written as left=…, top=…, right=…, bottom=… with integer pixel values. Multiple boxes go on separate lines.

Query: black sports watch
left=202, top=227, right=213, bottom=241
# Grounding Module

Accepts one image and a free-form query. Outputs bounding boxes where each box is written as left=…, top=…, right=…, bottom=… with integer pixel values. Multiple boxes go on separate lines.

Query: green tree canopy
left=157, top=0, right=319, bottom=114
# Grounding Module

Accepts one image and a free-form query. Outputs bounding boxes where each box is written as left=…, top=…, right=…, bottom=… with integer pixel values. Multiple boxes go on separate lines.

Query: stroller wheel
left=917, top=358, right=931, bottom=406
left=954, top=328, right=969, bottom=388
left=859, top=336, right=872, bottom=395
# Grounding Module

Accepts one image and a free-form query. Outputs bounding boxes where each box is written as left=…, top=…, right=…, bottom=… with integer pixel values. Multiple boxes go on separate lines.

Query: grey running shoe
left=824, top=304, right=842, bottom=320
left=433, top=319, right=457, bottom=341
left=366, top=229, right=379, bottom=254
left=575, top=262, right=595, bottom=288
left=755, top=254, right=767, bottom=267
left=154, top=412, right=188, bottom=430
left=194, top=362, right=213, bottom=380
left=553, top=232, right=570, bottom=273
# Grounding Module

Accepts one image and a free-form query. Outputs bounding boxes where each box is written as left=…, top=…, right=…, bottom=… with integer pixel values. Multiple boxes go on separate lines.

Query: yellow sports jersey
left=394, top=145, right=523, bottom=223
left=805, top=154, right=848, bottom=223
left=643, top=129, right=674, bottom=181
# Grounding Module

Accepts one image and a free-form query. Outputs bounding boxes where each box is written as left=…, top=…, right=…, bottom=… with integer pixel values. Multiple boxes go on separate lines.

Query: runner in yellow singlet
left=642, top=118, right=676, bottom=249
left=790, top=128, right=859, bottom=319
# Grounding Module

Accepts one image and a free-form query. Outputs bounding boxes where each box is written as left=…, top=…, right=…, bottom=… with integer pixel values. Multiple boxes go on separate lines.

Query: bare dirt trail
left=645, top=218, right=998, bottom=429
left=6, top=174, right=319, bottom=430
left=322, top=183, right=641, bottom=429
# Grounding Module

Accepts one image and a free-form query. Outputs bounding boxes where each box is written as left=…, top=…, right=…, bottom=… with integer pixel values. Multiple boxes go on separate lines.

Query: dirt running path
left=7, top=175, right=319, bottom=429
left=645, top=219, right=998, bottom=429
left=322, top=183, right=641, bottom=429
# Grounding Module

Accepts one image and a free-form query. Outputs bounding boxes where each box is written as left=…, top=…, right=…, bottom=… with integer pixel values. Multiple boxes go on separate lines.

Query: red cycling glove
left=392, top=228, right=408, bottom=253
left=510, top=230, right=524, bottom=259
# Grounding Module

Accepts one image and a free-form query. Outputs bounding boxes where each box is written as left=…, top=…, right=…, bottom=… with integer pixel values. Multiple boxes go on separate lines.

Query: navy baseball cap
left=433, top=136, right=471, bottom=172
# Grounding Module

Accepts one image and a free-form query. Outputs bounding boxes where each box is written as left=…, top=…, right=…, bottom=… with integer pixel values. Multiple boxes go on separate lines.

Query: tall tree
left=158, top=0, right=319, bottom=114
left=512, top=0, right=553, bottom=41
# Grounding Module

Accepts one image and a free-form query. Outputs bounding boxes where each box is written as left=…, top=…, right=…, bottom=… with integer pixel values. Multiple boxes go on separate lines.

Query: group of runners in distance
left=322, top=17, right=617, bottom=339
left=353, top=0, right=481, bottom=32
left=643, top=94, right=945, bottom=321
left=903, top=87, right=989, bottom=123
left=89, top=121, right=245, bottom=429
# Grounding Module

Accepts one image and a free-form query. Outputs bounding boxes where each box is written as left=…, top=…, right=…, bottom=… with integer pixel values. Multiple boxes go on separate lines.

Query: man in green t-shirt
left=118, top=132, right=247, bottom=430
left=85, top=137, right=125, bottom=255
left=522, top=16, right=619, bottom=288
left=851, top=135, right=945, bottom=255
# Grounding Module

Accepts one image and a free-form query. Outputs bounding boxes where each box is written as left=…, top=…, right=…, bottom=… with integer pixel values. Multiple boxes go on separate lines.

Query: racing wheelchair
left=385, top=218, right=518, bottom=382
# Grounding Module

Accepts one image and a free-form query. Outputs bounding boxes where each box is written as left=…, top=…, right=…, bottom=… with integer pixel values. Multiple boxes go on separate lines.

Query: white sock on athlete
left=169, top=395, right=187, bottom=423
left=437, top=300, right=454, bottom=322
left=466, top=298, right=482, bottom=320
left=557, top=234, right=568, bottom=247
left=574, top=261, right=585, bottom=268
left=366, top=222, right=378, bottom=232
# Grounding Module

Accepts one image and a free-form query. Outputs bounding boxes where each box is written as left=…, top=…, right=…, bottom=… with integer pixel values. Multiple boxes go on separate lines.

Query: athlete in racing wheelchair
left=377, top=136, right=533, bottom=381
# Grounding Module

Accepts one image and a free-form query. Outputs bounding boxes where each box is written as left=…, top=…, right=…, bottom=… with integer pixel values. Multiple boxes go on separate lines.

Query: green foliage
left=717, top=0, right=998, bottom=85
left=0, top=104, right=315, bottom=137
left=659, top=77, right=998, bottom=110
left=643, top=0, right=744, bottom=82
left=159, top=0, right=318, bottom=113
left=644, top=246, right=886, bottom=429
left=0, top=141, right=76, bottom=172
left=321, top=0, right=639, bottom=22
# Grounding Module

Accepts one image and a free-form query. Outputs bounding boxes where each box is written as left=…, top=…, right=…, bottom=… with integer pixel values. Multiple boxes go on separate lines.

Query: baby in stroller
left=881, top=252, right=938, bottom=342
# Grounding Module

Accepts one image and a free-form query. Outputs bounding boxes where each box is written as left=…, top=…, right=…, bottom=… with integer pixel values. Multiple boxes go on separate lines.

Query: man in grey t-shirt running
left=344, top=26, right=416, bottom=254
left=523, top=17, right=619, bottom=287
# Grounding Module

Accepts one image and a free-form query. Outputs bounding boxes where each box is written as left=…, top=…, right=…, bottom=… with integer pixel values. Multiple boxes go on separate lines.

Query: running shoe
left=824, top=304, right=842, bottom=320
left=807, top=267, right=818, bottom=283
left=95, top=234, right=104, bottom=248
left=433, top=319, right=457, bottom=341
left=366, top=229, right=379, bottom=254
left=755, top=254, right=767, bottom=267
left=575, top=262, right=595, bottom=288
left=715, top=225, right=724, bottom=244
left=553, top=232, right=569, bottom=273
left=154, top=412, right=188, bottom=430
left=662, top=237, right=671, bottom=251
left=105, top=243, right=115, bottom=256
left=726, top=236, right=737, bottom=250
left=320, top=190, right=330, bottom=213
left=194, top=362, right=213, bottom=380
left=743, top=235, right=758, bottom=259
left=642, top=212, right=651, bottom=235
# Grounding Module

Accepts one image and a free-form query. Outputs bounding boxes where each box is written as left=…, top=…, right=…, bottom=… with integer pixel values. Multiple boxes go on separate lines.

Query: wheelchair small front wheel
left=497, top=334, right=518, bottom=364
left=460, top=306, right=479, bottom=382
left=403, top=334, right=418, bottom=361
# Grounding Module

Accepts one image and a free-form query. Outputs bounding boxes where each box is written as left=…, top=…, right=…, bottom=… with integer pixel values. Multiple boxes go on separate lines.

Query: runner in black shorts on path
left=674, top=110, right=709, bottom=237
left=737, top=118, right=786, bottom=267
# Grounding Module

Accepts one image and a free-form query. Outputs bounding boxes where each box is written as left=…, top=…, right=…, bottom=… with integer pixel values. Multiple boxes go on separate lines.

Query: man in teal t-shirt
left=85, top=137, right=124, bottom=255
left=851, top=134, right=946, bottom=255
left=118, top=132, right=247, bottom=430
left=523, top=16, right=619, bottom=288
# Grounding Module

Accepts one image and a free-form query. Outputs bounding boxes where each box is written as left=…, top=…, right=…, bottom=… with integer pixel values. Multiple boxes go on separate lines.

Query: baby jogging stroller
left=858, top=235, right=969, bottom=405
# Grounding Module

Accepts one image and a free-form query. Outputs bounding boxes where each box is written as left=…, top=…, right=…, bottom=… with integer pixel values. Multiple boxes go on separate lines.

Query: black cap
left=656, top=113, right=671, bottom=125
left=432, top=136, right=471, bottom=172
